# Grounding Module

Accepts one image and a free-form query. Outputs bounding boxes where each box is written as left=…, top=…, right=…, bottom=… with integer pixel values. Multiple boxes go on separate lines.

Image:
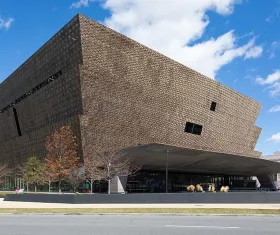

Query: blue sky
left=1, top=0, right=280, bottom=156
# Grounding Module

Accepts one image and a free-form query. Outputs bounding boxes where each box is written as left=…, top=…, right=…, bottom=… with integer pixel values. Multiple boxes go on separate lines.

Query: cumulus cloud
left=267, top=133, right=280, bottom=143
left=89, top=0, right=262, bottom=79
left=0, top=17, right=14, bottom=30
left=70, top=0, right=94, bottom=9
left=71, top=0, right=262, bottom=78
left=269, top=105, right=280, bottom=112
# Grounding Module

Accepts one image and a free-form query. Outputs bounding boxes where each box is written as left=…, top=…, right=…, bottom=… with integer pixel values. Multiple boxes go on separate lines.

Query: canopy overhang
left=123, top=144, right=280, bottom=176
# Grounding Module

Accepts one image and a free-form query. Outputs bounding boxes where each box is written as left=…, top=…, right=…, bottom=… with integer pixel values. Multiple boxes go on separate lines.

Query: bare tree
left=67, top=165, right=85, bottom=193
left=0, top=164, right=12, bottom=184
left=42, top=163, right=56, bottom=193
left=15, top=163, right=27, bottom=191
left=14, top=163, right=23, bottom=190
left=84, top=155, right=103, bottom=194
left=96, top=150, right=141, bottom=194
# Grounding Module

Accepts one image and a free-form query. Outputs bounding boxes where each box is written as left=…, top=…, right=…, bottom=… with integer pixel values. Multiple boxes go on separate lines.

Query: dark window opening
left=13, top=108, right=22, bottom=137
left=210, top=101, right=217, bottom=111
left=185, top=122, right=203, bottom=135
left=0, top=70, right=62, bottom=114
left=184, top=122, right=194, bottom=133
left=193, top=124, right=203, bottom=135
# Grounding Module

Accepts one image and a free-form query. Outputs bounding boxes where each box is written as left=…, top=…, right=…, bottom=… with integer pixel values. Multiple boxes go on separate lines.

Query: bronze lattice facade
left=0, top=14, right=262, bottom=166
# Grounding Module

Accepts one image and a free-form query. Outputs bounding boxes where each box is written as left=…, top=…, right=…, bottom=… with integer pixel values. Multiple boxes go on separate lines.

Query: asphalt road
left=0, top=214, right=279, bottom=235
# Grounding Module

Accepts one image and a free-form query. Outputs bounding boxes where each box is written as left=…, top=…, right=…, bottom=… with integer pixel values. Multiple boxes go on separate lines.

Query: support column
left=224, top=176, right=229, bottom=186
left=109, top=176, right=128, bottom=194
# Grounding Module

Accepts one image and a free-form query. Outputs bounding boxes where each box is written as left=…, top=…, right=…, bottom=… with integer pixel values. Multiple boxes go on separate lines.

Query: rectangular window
left=185, top=122, right=203, bottom=135
left=0, top=70, right=62, bottom=115
left=193, top=124, right=203, bottom=135
left=13, top=108, right=22, bottom=137
left=210, top=101, right=216, bottom=111
left=184, top=122, right=194, bottom=133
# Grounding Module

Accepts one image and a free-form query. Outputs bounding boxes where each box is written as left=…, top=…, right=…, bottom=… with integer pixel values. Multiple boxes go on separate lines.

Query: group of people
left=14, top=189, right=24, bottom=194
left=186, top=184, right=229, bottom=193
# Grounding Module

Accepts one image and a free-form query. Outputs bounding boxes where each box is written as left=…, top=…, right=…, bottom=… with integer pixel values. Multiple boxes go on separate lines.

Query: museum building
left=1, top=14, right=280, bottom=193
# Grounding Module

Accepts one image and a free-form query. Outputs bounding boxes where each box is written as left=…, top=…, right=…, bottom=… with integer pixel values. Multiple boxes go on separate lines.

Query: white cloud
left=268, top=41, right=280, bottom=59
left=272, top=41, right=280, bottom=48
left=70, top=0, right=94, bottom=9
left=256, top=70, right=280, bottom=85
left=266, top=16, right=273, bottom=23
left=265, top=7, right=280, bottom=23
left=0, top=17, right=14, bottom=30
left=95, top=0, right=262, bottom=79
left=267, top=133, right=280, bottom=143
left=244, top=46, right=263, bottom=59
left=269, top=105, right=280, bottom=112
left=270, top=82, right=280, bottom=96
left=256, top=70, right=280, bottom=96
left=269, top=52, right=275, bottom=59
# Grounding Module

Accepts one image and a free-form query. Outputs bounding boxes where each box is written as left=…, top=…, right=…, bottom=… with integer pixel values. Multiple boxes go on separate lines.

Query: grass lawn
left=0, top=191, right=13, bottom=198
left=0, top=208, right=280, bottom=214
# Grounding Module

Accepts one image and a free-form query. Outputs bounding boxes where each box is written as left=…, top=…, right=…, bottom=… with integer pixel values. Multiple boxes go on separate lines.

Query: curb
left=1, top=213, right=280, bottom=217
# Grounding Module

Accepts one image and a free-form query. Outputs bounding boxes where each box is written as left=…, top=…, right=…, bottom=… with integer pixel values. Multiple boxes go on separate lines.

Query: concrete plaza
left=1, top=198, right=280, bottom=209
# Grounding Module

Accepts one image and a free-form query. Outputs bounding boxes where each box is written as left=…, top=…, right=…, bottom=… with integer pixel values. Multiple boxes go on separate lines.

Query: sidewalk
left=1, top=198, right=280, bottom=209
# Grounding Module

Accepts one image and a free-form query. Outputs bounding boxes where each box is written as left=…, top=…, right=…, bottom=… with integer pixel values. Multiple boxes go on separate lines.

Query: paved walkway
left=1, top=198, right=280, bottom=209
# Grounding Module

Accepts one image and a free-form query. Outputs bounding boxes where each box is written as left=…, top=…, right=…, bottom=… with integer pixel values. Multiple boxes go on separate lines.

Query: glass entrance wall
left=126, top=170, right=254, bottom=193
left=0, top=176, right=16, bottom=191
left=0, top=175, right=25, bottom=191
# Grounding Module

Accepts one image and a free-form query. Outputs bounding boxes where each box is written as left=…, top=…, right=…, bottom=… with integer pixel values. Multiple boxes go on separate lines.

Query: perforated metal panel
left=0, top=14, right=262, bottom=166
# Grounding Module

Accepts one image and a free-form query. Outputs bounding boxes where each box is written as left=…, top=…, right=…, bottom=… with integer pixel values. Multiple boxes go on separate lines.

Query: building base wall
left=4, top=192, right=280, bottom=204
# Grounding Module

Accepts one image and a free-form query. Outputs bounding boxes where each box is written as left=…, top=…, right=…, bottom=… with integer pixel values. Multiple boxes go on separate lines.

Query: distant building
left=1, top=14, right=280, bottom=193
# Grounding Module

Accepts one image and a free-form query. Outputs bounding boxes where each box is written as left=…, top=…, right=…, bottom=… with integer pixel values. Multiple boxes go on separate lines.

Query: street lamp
left=108, top=163, right=111, bottom=194
left=166, top=150, right=169, bottom=193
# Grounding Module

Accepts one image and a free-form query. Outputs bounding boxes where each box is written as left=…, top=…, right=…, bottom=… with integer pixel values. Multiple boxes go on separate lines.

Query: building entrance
left=126, top=171, right=256, bottom=193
